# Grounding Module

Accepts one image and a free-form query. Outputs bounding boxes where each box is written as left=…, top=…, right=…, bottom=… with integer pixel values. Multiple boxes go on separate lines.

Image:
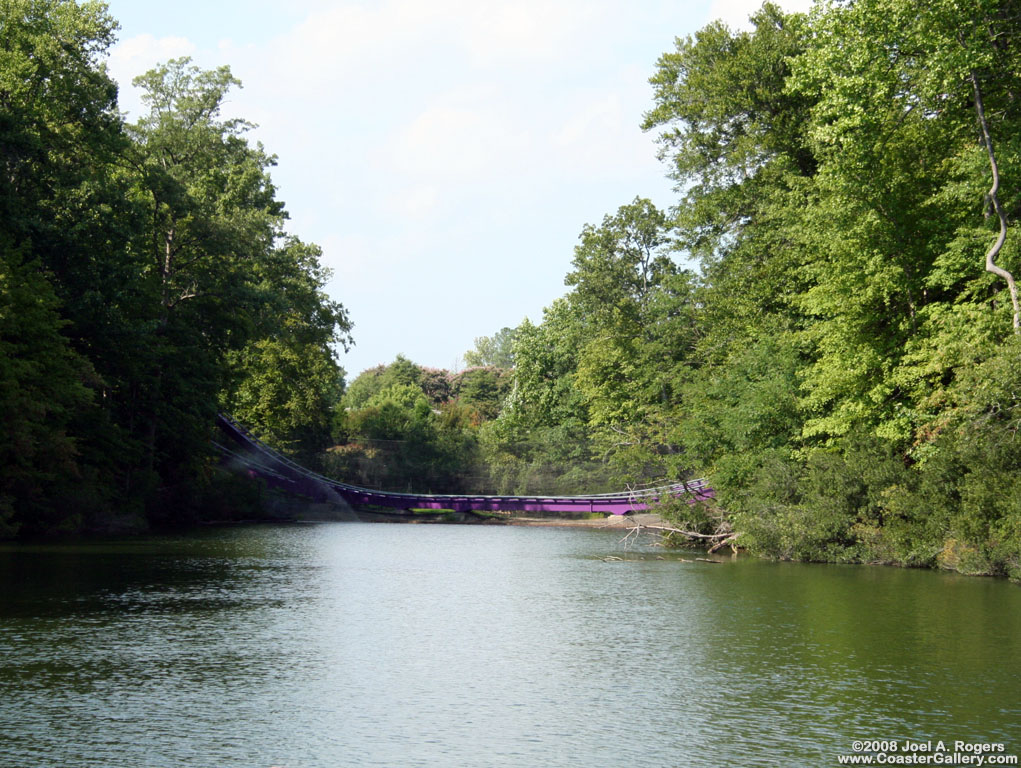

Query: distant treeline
left=327, top=355, right=622, bottom=497
left=1, top=1, right=349, bottom=535
left=337, top=0, right=1021, bottom=579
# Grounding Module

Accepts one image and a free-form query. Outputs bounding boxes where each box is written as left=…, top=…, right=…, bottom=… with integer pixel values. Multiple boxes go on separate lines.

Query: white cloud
left=224, top=0, right=602, bottom=103
left=555, top=94, right=623, bottom=146
left=385, top=102, right=533, bottom=179
left=387, top=185, right=441, bottom=219
left=454, top=0, right=601, bottom=65
left=318, top=232, right=391, bottom=282
left=551, top=89, right=655, bottom=175
left=262, top=4, right=409, bottom=90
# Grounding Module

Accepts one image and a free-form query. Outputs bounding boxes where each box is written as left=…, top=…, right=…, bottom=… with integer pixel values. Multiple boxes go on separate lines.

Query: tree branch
left=634, top=523, right=733, bottom=540
left=971, top=70, right=1020, bottom=333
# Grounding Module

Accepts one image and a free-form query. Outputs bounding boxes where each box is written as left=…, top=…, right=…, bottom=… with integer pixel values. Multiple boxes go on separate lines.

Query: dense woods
left=577, top=0, right=1021, bottom=578
left=332, top=0, right=1021, bottom=579
left=0, top=0, right=349, bottom=535
left=4, top=0, right=1021, bottom=578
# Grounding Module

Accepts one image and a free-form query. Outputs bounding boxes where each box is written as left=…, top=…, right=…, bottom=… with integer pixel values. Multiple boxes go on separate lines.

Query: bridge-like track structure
left=215, top=414, right=712, bottom=516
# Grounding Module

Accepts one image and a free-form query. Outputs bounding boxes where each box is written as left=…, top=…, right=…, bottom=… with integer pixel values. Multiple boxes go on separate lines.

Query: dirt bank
left=503, top=511, right=666, bottom=528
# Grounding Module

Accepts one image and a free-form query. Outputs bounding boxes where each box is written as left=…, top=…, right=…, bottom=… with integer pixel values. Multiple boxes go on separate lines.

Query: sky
left=104, top=0, right=812, bottom=378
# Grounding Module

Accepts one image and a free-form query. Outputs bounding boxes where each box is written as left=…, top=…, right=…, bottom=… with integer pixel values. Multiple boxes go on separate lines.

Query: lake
left=1, top=522, right=1018, bottom=767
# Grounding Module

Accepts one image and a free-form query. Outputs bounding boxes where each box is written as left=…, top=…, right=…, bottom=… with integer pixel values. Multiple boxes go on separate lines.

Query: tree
left=0, top=0, right=123, bottom=242
left=785, top=0, right=1021, bottom=444
left=0, top=0, right=137, bottom=532
left=565, top=197, right=674, bottom=331
left=126, top=58, right=287, bottom=482
left=643, top=3, right=815, bottom=259
left=342, top=355, right=423, bottom=410
left=463, top=327, right=517, bottom=368
left=562, top=198, right=696, bottom=479
left=224, top=237, right=351, bottom=454
left=449, top=366, right=512, bottom=420
left=0, top=245, right=92, bottom=535
left=506, top=301, right=588, bottom=432
left=351, top=383, right=433, bottom=442
left=642, top=3, right=817, bottom=372
left=0, top=5, right=354, bottom=534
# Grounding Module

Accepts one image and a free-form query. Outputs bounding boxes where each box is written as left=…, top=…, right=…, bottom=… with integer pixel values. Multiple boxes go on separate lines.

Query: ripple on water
left=1, top=524, right=1019, bottom=767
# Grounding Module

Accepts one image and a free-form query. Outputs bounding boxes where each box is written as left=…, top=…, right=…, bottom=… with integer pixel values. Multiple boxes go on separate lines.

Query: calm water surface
left=1, top=523, right=1019, bottom=767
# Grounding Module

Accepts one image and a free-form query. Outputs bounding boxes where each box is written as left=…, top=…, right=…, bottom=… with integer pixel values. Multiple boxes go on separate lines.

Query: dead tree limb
left=971, top=70, right=1020, bottom=333
left=621, top=519, right=738, bottom=556
left=707, top=535, right=740, bottom=554
left=633, top=523, right=733, bottom=540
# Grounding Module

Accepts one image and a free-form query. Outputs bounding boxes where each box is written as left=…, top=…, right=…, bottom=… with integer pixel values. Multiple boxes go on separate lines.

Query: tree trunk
left=971, top=71, right=1020, bottom=333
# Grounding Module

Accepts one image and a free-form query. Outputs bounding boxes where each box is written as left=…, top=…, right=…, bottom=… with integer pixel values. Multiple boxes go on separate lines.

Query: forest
left=330, top=0, right=1021, bottom=579
left=3, top=0, right=1021, bottom=579
left=0, top=0, right=350, bottom=535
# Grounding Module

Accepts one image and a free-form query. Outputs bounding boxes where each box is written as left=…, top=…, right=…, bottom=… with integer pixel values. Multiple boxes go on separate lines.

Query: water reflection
left=1, top=524, right=1018, bottom=767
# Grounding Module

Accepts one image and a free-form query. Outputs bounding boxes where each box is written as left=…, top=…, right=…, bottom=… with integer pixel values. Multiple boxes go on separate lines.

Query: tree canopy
left=0, top=4, right=350, bottom=534
left=428, top=0, right=1021, bottom=578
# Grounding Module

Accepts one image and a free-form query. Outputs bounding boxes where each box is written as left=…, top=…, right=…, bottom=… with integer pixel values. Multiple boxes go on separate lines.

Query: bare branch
left=708, top=535, right=740, bottom=554
left=636, top=523, right=733, bottom=540
left=971, top=70, right=1020, bottom=333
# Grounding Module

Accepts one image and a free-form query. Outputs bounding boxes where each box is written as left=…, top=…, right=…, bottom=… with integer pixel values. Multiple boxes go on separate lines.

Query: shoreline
left=502, top=511, right=667, bottom=528
left=348, top=507, right=667, bottom=528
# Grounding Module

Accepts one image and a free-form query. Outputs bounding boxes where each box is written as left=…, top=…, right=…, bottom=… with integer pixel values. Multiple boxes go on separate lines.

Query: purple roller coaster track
left=215, top=414, right=713, bottom=516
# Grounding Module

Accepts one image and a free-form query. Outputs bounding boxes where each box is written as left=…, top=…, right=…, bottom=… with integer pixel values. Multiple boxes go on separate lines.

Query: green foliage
left=507, top=302, right=588, bottom=429
left=0, top=5, right=351, bottom=536
left=120, top=56, right=350, bottom=518
left=781, top=0, right=1019, bottom=444
left=450, top=197, right=701, bottom=493
left=330, top=376, right=476, bottom=493
left=643, top=3, right=815, bottom=256
left=448, top=0, right=1021, bottom=579
left=463, top=327, right=517, bottom=368
left=343, top=354, right=421, bottom=409
left=677, top=327, right=805, bottom=477
left=355, top=384, right=432, bottom=439
left=613, top=0, right=1021, bottom=579
left=0, top=245, right=92, bottom=535
left=325, top=0, right=1021, bottom=581
left=223, top=237, right=350, bottom=455
left=342, top=365, right=386, bottom=411
left=328, top=347, right=620, bottom=496
left=226, top=338, right=344, bottom=453
left=922, top=337, right=1021, bottom=576
left=0, top=0, right=128, bottom=534
left=449, top=366, right=512, bottom=421
left=566, top=197, right=674, bottom=329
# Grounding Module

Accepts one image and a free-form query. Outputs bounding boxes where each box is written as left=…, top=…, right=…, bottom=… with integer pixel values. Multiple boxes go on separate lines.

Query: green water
left=1, top=523, right=1018, bottom=767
